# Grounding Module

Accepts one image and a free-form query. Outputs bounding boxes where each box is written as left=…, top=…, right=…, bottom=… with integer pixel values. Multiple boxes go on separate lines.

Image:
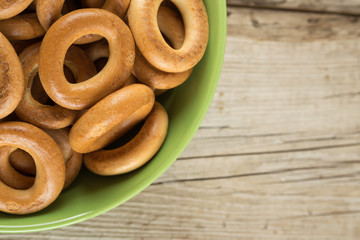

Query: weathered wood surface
left=3, top=4, right=360, bottom=240
left=227, top=0, right=360, bottom=15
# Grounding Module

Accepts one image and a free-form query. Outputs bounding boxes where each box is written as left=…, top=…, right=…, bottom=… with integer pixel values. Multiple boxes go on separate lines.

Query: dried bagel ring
left=7, top=128, right=82, bottom=189
left=0, top=122, right=65, bottom=215
left=69, top=84, right=155, bottom=153
left=39, top=9, right=135, bottom=110
left=128, top=0, right=208, bottom=73
left=0, top=0, right=33, bottom=20
left=37, top=0, right=130, bottom=44
left=84, top=102, right=168, bottom=176
left=16, top=42, right=96, bottom=129
left=0, top=13, right=45, bottom=40
left=0, top=33, right=25, bottom=120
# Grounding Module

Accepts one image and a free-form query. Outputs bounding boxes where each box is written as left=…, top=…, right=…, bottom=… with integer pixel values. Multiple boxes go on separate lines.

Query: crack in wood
left=278, top=209, right=360, bottom=220
left=269, top=171, right=360, bottom=184
left=153, top=165, right=345, bottom=185
left=178, top=142, right=360, bottom=161
left=324, top=91, right=360, bottom=99
left=226, top=1, right=360, bottom=17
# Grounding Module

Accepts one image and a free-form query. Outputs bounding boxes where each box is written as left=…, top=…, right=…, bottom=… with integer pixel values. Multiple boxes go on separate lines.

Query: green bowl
left=0, top=0, right=227, bottom=232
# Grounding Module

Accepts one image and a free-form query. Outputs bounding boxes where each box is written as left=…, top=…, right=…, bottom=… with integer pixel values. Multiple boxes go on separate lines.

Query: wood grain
left=2, top=4, right=360, bottom=240
left=227, top=0, right=360, bottom=15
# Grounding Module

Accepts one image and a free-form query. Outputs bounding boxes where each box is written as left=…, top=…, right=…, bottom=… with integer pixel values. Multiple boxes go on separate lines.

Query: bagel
left=0, top=122, right=65, bottom=215
left=15, top=42, right=97, bottom=129
left=0, top=32, right=25, bottom=120
left=69, top=84, right=155, bottom=153
left=84, top=102, right=168, bottom=175
left=39, top=9, right=135, bottom=110
left=0, top=13, right=45, bottom=40
left=8, top=128, right=82, bottom=189
left=128, top=0, right=208, bottom=73
left=0, top=0, right=33, bottom=20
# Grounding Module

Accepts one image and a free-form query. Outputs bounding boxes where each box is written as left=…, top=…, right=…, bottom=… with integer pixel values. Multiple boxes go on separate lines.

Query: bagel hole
left=94, top=57, right=108, bottom=72
left=61, top=0, right=82, bottom=15
left=103, top=121, right=145, bottom=150
left=63, top=65, right=77, bottom=83
left=158, top=1, right=185, bottom=50
left=32, top=71, right=55, bottom=106
left=31, top=73, right=49, bottom=105
left=161, top=0, right=180, bottom=13
left=9, top=149, right=36, bottom=177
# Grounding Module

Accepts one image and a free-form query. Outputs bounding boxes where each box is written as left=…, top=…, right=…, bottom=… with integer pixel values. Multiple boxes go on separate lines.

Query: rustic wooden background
left=3, top=0, right=360, bottom=239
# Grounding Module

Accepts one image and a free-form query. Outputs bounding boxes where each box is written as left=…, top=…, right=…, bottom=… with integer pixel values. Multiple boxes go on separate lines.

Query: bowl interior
left=0, top=0, right=227, bottom=233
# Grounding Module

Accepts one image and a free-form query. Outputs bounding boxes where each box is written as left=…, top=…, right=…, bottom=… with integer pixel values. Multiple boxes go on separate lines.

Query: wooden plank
left=2, top=6, right=360, bottom=240
left=227, top=0, right=360, bottom=15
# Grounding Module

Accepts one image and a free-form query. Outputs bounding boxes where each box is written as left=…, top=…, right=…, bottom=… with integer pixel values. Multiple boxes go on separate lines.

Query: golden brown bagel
left=0, top=13, right=45, bottom=40
left=0, top=0, right=33, bottom=20
left=9, top=128, right=83, bottom=189
left=39, top=9, right=135, bottom=110
left=15, top=42, right=96, bottom=129
left=128, top=0, right=209, bottom=73
left=69, top=84, right=155, bottom=153
left=0, top=32, right=25, bottom=120
left=35, top=0, right=67, bottom=30
left=0, top=122, right=65, bottom=215
left=84, top=102, right=168, bottom=176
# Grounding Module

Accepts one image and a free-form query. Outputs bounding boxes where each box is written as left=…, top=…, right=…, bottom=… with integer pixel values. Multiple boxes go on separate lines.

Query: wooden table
left=5, top=1, right=360, bottom=239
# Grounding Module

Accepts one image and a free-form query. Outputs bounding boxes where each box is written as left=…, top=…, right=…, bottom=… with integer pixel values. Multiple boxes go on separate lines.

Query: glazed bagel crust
left=0, top=13, right=45, bottom=40
left=69, top=84, right=155, bottom=153
left=84, top=102, right=168, bottom=176
left=128, top=0, right=209, bottom=73
left=39, top=9, right=135, bottom=110
left=0, top=122, right=65, bottom=215
left=0, top=0, right=33, bottom=20
left=132, top=6, right=193, bottom=90
left=15, top=42, right=96, bottom=129
left=0, top=33, right=25, bottom=120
